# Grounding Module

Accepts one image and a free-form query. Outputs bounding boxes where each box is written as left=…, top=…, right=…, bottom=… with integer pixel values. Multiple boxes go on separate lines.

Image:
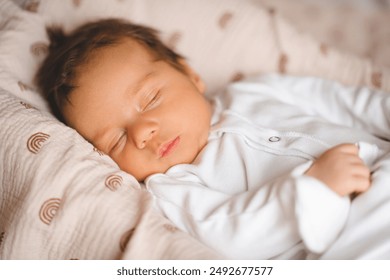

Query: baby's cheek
left=118, top=155, right=155, bottom=181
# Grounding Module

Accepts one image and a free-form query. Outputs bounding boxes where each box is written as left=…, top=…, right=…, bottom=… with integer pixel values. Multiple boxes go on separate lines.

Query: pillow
left=0, top=87, right=220, bottom=259
left=0, top=0, right=49, bottom=110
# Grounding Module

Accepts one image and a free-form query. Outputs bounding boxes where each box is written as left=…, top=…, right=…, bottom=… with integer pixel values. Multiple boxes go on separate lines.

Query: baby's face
left=63, top=39, right=211, bottom=181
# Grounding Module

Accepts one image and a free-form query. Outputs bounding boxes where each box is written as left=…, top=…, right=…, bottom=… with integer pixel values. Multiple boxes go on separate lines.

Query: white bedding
left=1, top=0, right=390, bottom=259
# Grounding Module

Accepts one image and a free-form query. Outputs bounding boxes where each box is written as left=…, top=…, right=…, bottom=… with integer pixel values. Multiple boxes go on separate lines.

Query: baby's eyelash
left=144, top=90, right=160, bottom=110
left=110, top=132, right=126, bottom=153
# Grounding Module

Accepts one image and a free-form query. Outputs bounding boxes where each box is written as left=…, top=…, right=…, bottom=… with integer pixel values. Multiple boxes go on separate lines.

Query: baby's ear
left=179, top=59, right=206, bottom=94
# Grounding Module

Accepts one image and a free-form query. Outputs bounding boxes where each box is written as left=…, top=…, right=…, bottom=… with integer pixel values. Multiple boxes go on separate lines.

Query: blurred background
left=11, top=0, right=390, bottom=68
left=259, top=0, right=390, bottom=68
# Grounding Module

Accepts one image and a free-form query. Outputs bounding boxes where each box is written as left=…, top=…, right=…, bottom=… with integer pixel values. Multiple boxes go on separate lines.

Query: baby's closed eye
left=142, top=89, right=161, bottom=111
left=110, top=131, right=127, bottom=154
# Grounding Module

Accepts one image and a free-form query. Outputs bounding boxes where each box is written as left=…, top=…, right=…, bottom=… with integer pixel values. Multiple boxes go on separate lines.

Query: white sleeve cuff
left=291, top=162, right=351, bottom=254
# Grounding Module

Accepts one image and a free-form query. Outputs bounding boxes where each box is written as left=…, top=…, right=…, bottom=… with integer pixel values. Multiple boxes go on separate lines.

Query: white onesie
left=145, top=74, right=390, bottom=259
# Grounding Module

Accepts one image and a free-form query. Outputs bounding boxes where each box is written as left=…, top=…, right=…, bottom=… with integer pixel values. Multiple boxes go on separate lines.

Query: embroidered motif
left=39, top=198, right=61, bottom=225
left=27, top=132, right=50, bottom=154
left=105, top=174, right=123, bottom=191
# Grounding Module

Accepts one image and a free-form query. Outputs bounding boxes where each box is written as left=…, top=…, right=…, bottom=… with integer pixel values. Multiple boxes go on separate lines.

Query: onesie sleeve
left=253, top=74, right=390, bottom=140
left=290, top=162, right=350, bottom=254
left=145, top=163, right=350, bottom=259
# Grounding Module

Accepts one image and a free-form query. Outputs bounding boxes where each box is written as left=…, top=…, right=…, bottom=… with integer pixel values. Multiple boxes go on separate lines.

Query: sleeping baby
left=36, top=19, right=390, bottom=259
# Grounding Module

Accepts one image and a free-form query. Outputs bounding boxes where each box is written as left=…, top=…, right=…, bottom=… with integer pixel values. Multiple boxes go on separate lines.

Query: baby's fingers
left=352, top=167, right=371, bottom=193
left=353, top=176, right=371, bottom=193
left=334, top=143, right=359, bottom=155
left=355, top=164, right=371, bottom=177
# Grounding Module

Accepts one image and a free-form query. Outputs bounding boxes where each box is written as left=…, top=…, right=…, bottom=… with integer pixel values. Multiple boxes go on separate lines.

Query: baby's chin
left=130, top=143, right=206, bottom=182
left=130, top=161, right=182, bottom=182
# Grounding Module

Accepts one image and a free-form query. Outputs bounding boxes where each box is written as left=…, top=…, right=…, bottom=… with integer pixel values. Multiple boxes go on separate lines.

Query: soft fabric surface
left=1, top=0, right=390, bottom=259
left=147, top=74, right=390, bottom=259
left=261, top=0, right=390, bottom=69
left=0, top=87, right=220, bottom=259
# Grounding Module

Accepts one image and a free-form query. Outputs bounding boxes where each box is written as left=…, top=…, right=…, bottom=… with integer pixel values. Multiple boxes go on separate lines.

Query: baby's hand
left=305, top=143, right=371, bottom=196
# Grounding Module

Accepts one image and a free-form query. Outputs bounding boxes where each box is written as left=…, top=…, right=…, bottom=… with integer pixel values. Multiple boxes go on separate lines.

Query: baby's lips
left=159, top=136, right=180, bottom=158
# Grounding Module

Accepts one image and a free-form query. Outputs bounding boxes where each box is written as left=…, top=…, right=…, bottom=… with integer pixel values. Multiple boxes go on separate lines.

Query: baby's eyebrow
left=130, top=71, right=154, bottom=96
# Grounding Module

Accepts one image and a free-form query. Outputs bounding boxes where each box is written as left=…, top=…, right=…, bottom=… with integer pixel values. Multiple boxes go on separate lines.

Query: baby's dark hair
left=36, top=18, right=184, bottom=122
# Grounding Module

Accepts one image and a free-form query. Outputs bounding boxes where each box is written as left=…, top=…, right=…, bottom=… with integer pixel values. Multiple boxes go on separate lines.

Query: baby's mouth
left=158, top=136, right=180, bottom=158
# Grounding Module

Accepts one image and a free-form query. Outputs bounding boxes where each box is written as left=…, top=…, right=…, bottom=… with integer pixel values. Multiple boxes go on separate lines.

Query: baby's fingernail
left=355, top=142, right=360, bottom=149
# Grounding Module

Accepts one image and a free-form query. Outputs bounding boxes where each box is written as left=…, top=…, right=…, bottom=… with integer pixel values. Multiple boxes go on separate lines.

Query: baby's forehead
left=79, top=37, right=156, bottom=70
left=69, top=40, right=159, bottom=103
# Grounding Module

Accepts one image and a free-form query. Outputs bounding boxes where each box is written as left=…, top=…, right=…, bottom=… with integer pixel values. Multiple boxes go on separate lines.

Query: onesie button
left=268, top=136, right=281, bottom=142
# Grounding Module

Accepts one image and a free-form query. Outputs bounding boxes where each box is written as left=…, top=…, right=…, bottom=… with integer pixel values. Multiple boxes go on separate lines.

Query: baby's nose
left=133, top=122, right=158, bottom=149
